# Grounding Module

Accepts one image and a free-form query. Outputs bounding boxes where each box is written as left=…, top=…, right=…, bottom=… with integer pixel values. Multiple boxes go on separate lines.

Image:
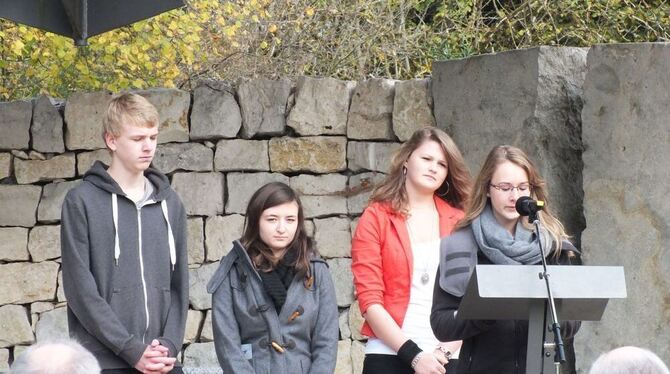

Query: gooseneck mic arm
left=515, top=197, right=566, bottom=372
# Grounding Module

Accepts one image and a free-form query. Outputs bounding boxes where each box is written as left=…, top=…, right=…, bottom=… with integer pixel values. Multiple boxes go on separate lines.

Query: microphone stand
left=529, top=210, right=565, bottom=373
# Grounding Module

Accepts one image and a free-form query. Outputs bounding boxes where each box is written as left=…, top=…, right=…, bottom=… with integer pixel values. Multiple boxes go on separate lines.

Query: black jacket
left=430, top=226, right=581, bottom=374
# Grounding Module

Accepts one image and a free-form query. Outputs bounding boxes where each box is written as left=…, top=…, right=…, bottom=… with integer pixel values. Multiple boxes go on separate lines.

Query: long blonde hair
left=369, top=127, right=472, bottom=214
left=459, top=145, right=569, bottom=250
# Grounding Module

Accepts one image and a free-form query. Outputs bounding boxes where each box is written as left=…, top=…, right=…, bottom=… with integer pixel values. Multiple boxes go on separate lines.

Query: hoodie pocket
left=109, top=285, right=145, bottom=336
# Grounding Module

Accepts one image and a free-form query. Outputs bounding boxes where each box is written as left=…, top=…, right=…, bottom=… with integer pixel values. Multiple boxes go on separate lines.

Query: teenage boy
left=61, top=92, right=188, bottom=374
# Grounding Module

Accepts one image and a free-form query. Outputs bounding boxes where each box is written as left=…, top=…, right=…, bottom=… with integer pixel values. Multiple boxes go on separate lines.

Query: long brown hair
left=459, top=145, right=569, bottom=250
left=241, top=182, right=313, bottom=277
left=369, top=127, right=472, bottom=214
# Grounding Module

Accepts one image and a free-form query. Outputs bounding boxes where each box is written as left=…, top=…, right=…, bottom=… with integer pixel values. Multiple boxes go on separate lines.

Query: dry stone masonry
left=1, top=43, right=668, bottom=371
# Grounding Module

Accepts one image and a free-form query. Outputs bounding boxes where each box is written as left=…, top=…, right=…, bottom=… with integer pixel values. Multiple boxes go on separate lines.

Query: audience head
left=589, top=346, right=669, bottom=374
left=10, top=339, right=101, bottom=374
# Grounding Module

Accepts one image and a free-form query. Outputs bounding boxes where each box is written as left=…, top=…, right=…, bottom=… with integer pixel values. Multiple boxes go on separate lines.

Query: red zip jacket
left=351, top=195, right=464, bottom=338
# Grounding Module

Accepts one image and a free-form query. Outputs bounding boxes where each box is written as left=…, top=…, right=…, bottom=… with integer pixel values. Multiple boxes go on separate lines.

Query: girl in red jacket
left=351, top=127, right=472, bottom=374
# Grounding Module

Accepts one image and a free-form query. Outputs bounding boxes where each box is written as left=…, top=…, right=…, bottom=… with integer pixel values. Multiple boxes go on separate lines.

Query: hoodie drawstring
left=111, top=194, right=177, bottom=271
left=112, top=193, right=121, bottom=266
left=161, top=200, right=177, bottom=271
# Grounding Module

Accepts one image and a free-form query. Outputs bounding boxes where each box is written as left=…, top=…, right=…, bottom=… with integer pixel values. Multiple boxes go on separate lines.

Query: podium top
left=458, top=265, right=626, bottom=321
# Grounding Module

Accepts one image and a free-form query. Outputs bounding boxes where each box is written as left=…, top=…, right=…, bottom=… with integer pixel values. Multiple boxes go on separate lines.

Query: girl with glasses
left=430, top=145, right=581, bottom=374
left=351, top=127, right=472, bottom=374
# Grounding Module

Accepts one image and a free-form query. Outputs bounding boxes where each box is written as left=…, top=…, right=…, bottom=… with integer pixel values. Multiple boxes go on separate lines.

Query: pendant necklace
left=406, top=206, right=439, bottom=286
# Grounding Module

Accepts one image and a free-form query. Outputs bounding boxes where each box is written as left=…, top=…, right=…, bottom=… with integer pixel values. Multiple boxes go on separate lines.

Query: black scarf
left=258, top=249, right=297, bottom=313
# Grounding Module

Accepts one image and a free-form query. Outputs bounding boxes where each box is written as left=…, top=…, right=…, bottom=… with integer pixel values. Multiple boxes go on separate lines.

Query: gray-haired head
left=589, top=346, right=669, bottom=374
left=10, top=339, right=101, bottom=374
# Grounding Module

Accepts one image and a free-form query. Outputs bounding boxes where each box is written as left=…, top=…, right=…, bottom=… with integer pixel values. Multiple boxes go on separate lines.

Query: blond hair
left=459, top=145, right=569, bottom=250
left=102, top=92, right=159, bottom=143
left=369, top=127, right=472, bottom=214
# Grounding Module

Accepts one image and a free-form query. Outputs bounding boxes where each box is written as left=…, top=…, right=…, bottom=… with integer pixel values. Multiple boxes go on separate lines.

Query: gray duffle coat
left=207, top=240, right=339, bottom=374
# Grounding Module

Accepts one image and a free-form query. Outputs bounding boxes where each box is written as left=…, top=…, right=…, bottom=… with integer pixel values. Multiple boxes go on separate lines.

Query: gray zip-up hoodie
left=61, top=161, right=188, bottom=369
left=207, top=241, right=339, bottom=374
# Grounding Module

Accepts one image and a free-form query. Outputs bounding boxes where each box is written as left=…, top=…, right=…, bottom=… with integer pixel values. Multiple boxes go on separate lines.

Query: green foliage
left=1, top=0, right=668, bottom=100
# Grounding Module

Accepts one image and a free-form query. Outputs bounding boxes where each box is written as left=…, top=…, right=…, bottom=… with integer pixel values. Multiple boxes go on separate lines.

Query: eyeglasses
left=489, top=182, right=532, bottom=193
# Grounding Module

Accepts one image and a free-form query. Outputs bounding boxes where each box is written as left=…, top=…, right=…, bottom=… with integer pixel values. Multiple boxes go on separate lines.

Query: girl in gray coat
left=208, top=182, right=339, bottom=374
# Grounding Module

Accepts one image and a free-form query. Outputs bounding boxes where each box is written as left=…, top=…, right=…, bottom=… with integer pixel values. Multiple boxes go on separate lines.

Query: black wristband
left=397, top=339, right=423, bottom=367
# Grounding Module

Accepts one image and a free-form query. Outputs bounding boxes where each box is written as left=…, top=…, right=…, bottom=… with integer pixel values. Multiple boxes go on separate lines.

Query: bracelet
left=411, top=352, right=424, bottom=369
left=438, top=346, right=452, bottom=360
left=397, top=339, right=423, bottom=368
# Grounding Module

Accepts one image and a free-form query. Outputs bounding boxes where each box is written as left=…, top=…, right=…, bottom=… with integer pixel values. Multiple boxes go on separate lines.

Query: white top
left=365, top=238, right=441, bottom=355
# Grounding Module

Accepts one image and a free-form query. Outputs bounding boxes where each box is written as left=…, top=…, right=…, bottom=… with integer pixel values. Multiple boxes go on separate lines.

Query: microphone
left=515, top=196, right=545, bottom=217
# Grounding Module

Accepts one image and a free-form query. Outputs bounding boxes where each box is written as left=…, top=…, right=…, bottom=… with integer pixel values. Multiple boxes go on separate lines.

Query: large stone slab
left=237, top=78, right=292, bottom=138
left=37, top=180, right=81, bottom=223
left=190, top=80, right=242, bottom=140
left=76, top=149, right=111, bottom=175
left=0, top=153, right=10, bottom=180
left=327, top=258, right=354, bottom=307
left=183, top=342, right=221, bottom=372
left=432, top=46, right=588, bottom=242
left=32, top=95, right=65, bottom=153
left=0, top=185, right=41, bottom=227
left=0, top=227, right=29, bottom=261
left=35, top=306, right=68, bottom=341
left=153, top=143, right=213, bottom=174
left=347, top=79, right=396, bottom=140
left=576, top=43, right=670, bottom=370
left=314, top=217, right=351, bottom=258
left=269, top=136, right=347, bottom=173
left=0, top=100, right=32, bottom=150
left=136, top=88, right=191, bottom=143
left=205, top=214, right=245, bottom=262
left=289, top=174, right=348, bottom=218
left=189, top=262, right=219, bottom=310
left=214, top=139, right=269, bottom=171
left=28, top=225, right=61, bottom=262
left=392, top=79, right=436, bottom=141
left=347, top=172, right=385, bottom=215
left=0, top=305, right=34, bottom=348
left=171, top=172, right=225, bottom=216
left=347, top=141, right=400, bottom=173
left=225, top=172, right=289, bottom=214
left=0, top=262, right=59, bottom=304
left=287, top=77, right=356, bottom=135
left=14, top=153, right=76, bottom=184
left=64, top=91, right=111, bottom=150
left=187, top=218, right=205, bottom=265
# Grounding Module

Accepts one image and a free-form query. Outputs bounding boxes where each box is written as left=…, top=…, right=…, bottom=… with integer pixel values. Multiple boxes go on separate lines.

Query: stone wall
left=1, top=43, right=669, bottom=372
left=0, top=76, right=432, bottom=373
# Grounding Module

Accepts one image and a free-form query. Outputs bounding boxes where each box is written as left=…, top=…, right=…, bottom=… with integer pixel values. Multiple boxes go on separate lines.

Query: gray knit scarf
left=471, top=203, right=549, bottom=265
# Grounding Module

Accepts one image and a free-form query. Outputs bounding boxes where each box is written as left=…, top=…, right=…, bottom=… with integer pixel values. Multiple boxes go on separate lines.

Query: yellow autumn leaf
left=305, top=7, right=315, bottom=17
left=268, top=24, right=278, bottom=33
